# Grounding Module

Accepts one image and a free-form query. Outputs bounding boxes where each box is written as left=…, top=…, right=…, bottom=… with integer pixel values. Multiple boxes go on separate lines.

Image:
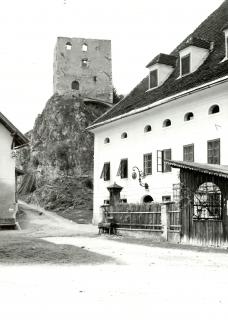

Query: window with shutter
left=100, top=162, right=110, bottom=181
left=163, top=149, right=172, bottom=172
left=157, top=149, right=172, bottom=172
left=117, top=159, right=128, bottom=178
left=208, top=139, right=220, bottom=164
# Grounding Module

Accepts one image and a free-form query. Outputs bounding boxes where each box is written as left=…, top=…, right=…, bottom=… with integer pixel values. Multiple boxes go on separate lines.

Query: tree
left=113, top=87, right=124, bottom=104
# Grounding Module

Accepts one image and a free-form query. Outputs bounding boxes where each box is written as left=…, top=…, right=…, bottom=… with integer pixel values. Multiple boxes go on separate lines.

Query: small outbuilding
left=0, top=112, right=28, bottom=227
left=167, top=160, right=228, bottom=247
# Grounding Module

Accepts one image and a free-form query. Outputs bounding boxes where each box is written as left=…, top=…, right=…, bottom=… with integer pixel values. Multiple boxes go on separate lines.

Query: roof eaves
left=166, top=160, right=228, bottom=179
left=87, top=75, right=228, bottom=131
left=0, top=112, right=29, bottom=146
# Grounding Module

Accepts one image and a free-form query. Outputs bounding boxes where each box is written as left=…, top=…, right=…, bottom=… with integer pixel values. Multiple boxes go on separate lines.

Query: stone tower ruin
left=53, top=37, right=113, bottom=103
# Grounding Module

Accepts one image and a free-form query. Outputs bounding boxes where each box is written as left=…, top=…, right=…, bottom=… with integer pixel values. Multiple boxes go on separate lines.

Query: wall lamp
left=132, top=166, right=149, bottom=190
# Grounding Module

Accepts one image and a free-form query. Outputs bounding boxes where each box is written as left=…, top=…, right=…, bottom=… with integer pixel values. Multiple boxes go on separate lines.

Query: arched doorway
left=193, top=182, right=222, bottom=220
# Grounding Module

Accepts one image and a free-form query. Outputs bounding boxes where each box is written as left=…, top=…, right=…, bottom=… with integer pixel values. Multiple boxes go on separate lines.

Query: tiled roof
left=92, top=0, right=228, bottom=127
left=179, top=36, right=211, bottom=50
left=166, top=160, right=228, bottom=179
left=146, top=53, right=177, bottom=68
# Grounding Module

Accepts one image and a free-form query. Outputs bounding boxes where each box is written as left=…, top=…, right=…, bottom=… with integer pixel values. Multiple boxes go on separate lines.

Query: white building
left=88, top=0, right=228, bottom=224
left=0, top=112, right=28, bottom=226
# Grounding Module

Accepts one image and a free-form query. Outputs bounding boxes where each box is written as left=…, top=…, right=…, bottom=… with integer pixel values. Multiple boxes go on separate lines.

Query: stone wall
left=53, top=37, right=113, bottom=103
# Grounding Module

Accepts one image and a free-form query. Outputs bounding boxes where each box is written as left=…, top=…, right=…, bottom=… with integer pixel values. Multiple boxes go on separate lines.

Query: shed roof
left=91, top=0, right=228, bottom=129
left=166, top=160, right=228, bottom=179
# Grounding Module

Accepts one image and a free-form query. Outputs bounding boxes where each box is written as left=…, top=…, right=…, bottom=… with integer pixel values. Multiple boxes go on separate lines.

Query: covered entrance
left=167, top=160, right=228, bottom=247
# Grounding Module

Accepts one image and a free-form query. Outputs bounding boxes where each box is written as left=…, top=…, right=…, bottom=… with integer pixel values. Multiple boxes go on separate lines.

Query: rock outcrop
left=18, top=93, right=109, bottom=220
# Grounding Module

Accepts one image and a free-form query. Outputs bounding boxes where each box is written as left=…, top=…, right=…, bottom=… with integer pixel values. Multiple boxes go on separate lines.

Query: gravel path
left=0, top=201, right=228, bottom=320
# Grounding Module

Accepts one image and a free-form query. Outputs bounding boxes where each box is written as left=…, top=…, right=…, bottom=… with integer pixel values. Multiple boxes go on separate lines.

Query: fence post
left=161, top=203, right=168, bottom=241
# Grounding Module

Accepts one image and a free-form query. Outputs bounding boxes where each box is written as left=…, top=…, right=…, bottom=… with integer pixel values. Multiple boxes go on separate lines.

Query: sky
left=0, top=0, right=224, bottom=133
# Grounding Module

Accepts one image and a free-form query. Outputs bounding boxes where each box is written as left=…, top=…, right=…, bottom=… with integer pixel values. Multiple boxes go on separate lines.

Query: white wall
left=93, top=81, right=228, bottom=223
left=0, top=123, right=17, bottom=223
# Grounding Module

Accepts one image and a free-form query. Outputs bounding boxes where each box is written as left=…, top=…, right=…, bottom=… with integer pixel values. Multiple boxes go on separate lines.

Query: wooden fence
left=167, top=203, right=181, bottom=232
left=109, top=203, right=162, bottom=231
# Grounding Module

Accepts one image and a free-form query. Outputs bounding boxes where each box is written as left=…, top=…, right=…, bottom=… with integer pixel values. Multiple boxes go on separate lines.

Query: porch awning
left=165, top=160, right=228, bottom=179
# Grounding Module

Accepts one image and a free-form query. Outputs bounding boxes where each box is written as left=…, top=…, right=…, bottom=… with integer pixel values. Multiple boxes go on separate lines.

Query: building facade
left=0, top=113, right=28, bottom=226
left=53, top=37, right=113, bottom=103
left=89, top=0, right=228, bottom=224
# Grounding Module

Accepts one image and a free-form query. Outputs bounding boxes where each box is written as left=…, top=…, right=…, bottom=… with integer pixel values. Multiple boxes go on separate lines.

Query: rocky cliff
left=18, top=93, right=109, bottom=222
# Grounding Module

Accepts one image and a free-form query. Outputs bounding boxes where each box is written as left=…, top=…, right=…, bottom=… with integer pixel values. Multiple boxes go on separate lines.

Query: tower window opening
left=71, top=81, right=79, bottom=90
left=82, top=58, right=88, bottom=67
left=82, top=43, right=88, bottom=52
left=65, top=42, right=72, bottom=50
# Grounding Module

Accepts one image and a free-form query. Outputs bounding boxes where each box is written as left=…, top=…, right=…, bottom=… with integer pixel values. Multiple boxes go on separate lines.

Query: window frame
left=81, top=58, right=88, bottom=67
left=121, top=132, right=128, bottom=139
left=163, top=119, right=171, bottom=127
left=183, top=144, right=194, bottom=162
left=157, top=149, right=172, bottom=173
left=149, top=69, right=158, bottom=89
left=184, top=112, right=194, bottom=121
left=71, top=80, right=79, bottom=90
left=226, top=35, right=228, bottom=58
left=144, top=125, right=152, bottom=133
left=208, top=105, right=220, bottom=115
left=143, top=153, right=152, bottom=176
left=117, top=158, right=128, bottom=179
left=181, top=54, right=190, bottom=76
left=207, top=139, right=220, bottom=165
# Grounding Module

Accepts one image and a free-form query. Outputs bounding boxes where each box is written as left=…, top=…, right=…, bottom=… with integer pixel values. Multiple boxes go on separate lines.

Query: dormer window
left=226, top=36, right=228, bottom=58
left=146, top=54, right=176, bottom=91
left=222, top=26, right=228, bottom=60
left=149, top=70, right=158, bottom=89
left=181, top=54, right=190, bottom=76
left=178, top=37, right=210, bottom=77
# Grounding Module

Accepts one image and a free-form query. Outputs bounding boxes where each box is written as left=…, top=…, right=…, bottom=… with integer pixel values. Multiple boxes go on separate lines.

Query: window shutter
left=163, top=149, right=172, bottom=172
left=100, top=164, right=105, bottom=179
left=157, top=150, right=164, bottom=172
left=104, top=162, right=110, bottom=181
left=117, top=161, right=121, bottom=176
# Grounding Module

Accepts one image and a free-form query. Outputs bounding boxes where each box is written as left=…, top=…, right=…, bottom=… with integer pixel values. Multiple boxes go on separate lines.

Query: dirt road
left=0, top=202, right=228, bottom=320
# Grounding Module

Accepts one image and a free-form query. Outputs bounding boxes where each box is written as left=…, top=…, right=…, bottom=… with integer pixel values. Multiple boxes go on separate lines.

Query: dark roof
left=222, top=22, right=228, bottom=30
left=146, top=53, right=177, bottom=68
left=179, top=37, right=211, bottom=51
left=107, top=182, right=123, bottom=190
left=0, top=112, right=29, bottom=147
left=92, top=0, right=228, bottom=128
left=166, top=160, right=228, bottom=179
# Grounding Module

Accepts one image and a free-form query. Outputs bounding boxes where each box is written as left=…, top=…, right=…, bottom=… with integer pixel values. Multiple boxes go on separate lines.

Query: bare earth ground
left=0, top=201, right=228, bottom=320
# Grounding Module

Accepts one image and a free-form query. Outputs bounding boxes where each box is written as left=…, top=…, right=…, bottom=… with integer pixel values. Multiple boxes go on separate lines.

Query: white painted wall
left=92, top=81, right=228, bottom=224
left=0, top=123, right=17, bottom=224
